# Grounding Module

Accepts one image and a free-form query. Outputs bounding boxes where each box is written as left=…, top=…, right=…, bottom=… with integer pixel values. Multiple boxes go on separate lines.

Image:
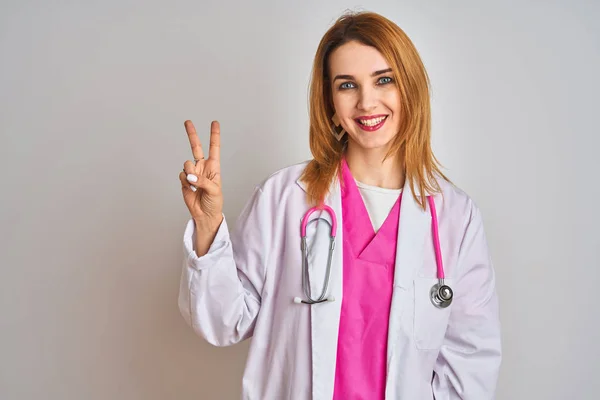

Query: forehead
left=328, top=41, right=390, bottom=75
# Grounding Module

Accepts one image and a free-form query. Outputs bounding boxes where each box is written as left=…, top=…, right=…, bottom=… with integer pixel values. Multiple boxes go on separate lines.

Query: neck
left=344, top=142, right=405, bottom=189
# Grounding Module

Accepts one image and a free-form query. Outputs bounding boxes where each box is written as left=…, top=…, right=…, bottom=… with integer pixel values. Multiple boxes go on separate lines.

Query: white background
left=1, top=0, right=599, bottom=399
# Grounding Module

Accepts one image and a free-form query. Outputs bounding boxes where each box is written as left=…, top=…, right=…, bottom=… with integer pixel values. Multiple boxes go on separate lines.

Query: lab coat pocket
left=413, top=277, right=453, bottom=350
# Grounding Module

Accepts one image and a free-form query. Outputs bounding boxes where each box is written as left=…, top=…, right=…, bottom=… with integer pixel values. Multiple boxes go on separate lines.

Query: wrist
left=193, top=214, right=223, bottom=232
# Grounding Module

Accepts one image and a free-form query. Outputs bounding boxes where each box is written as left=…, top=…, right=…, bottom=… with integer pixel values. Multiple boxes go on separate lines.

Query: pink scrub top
left=333, top=159, right=402, bottom=400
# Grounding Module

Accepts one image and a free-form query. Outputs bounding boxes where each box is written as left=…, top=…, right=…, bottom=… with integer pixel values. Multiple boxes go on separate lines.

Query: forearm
left=179, top=216, right=263, bottom=346
left=193, top=215, right=224, bottom=257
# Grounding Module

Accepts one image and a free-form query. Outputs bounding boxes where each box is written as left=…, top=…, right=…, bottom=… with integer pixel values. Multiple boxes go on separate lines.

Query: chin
left=350, top=132, right=396, bottom=151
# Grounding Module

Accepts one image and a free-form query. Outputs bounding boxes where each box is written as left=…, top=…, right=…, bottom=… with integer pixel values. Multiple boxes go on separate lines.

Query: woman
left=178, top=11, right=501, bottom=400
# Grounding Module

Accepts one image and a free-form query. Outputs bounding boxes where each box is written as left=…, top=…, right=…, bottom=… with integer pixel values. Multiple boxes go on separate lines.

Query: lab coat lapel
left=385, top=180, right=431, bottom=397
left=393, top=181, right=430, bottom=288
left=296, top=174, right=344, bottom=400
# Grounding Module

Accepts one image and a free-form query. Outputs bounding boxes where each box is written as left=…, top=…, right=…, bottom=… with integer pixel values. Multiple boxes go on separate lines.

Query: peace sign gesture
left=180, top=120, right=224, bottom=226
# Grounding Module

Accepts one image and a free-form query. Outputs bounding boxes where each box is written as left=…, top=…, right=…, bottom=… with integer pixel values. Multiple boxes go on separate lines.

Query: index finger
left=209, top=120, right=221, bottom=162
left=184, top=120, right=204, bottom=161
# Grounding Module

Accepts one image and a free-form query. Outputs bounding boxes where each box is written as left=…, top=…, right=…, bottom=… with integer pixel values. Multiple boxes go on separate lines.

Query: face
left=328, top=41, right=401, bottom=151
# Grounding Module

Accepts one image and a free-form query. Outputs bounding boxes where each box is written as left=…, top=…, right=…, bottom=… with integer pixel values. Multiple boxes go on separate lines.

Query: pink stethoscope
left=293, top=197, right=453, bottom=309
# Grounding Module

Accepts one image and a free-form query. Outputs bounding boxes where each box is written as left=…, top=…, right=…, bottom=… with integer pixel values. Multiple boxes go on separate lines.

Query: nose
left=357, top=86, right=378, bottom=112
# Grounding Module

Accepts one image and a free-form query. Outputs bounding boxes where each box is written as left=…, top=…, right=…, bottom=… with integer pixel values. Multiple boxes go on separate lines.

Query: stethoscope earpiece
left=295, top=206, right=338, bottom=305
left=430, top=282, right=453, bottom=309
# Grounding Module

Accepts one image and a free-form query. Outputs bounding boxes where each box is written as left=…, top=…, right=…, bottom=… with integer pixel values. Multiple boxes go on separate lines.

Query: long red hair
left=300, top=11, right=449, bottom=210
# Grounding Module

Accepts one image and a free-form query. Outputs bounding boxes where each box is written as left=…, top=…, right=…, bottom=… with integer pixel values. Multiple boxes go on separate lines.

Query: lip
left=354, top=114, right=388, bottom=132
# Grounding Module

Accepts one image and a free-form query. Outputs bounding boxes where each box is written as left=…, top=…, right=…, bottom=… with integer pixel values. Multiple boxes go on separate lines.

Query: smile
left=354, top=115, right=388, bottom=131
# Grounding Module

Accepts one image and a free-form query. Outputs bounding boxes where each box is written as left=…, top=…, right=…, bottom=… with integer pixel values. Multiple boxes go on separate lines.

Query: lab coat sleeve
left=178, top=186, right=270, bottom=347
left=432, top=201, right=502, bottom=399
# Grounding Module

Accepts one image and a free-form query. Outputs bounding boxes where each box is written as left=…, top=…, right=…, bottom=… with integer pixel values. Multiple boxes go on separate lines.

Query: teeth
left=359, top=116, right=386, bottom=126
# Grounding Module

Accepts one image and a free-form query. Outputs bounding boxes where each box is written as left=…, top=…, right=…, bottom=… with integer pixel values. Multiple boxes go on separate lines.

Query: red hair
left=300, top=11, right=449, bottom=210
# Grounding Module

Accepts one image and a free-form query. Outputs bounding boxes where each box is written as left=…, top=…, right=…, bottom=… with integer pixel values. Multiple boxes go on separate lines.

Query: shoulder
left=232, top=161, right=310, bottom=230
left=237, top=161, right=309, bottom=215
left=433, top=176, right=482, bottom=227
left=255, top=160, right=310, bottom=194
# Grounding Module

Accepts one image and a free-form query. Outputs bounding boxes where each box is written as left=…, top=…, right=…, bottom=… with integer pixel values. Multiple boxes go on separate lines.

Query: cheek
left=382, top=91, right=401, bottom=113
left=332, top=92, right=355, bottom=117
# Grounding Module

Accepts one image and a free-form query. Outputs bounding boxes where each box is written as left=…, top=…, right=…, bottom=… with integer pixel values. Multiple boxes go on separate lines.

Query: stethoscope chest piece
left=430, top=282, right=453, bottom=309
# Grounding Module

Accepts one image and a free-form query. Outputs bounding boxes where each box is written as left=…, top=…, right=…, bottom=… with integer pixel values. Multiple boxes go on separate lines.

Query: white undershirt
left=355, top=180, right=403, bottom=233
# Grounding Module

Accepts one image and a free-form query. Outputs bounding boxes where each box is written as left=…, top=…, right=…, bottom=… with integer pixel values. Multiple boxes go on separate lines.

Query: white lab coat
left=178, top=161, right=501, bottom=399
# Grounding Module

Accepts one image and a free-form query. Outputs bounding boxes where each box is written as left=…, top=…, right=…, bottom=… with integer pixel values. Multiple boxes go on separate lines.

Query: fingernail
left=190, top=185, right=197, bottom=192
left=187, top=174, right=198, bottom=183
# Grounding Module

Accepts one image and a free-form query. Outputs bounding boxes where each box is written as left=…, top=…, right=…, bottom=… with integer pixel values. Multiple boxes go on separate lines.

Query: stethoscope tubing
left=296, top=196, right=452, bottom=308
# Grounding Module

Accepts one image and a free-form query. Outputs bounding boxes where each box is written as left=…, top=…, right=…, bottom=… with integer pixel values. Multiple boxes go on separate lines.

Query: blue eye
left=378, top=76, right=393, bottom=85
left=339, top=82, right=355, bottom=90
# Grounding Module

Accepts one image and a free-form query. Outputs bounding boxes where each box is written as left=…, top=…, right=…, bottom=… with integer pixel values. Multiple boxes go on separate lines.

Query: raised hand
left=180, top=120, right=224, bottom=227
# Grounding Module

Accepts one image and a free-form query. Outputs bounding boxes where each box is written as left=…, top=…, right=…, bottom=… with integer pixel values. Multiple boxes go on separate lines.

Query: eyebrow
left=332, top=68, right=393, bottom=82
